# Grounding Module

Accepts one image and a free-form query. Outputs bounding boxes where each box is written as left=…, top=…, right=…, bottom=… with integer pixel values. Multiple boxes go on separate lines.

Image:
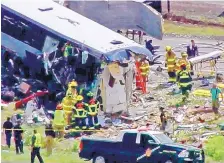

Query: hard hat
left=69, top=80, right=78, bottom=87
left=76, top=95, right=83, bottom=101
left=181, top=52, right=188, bottom=57
left=165, top=46, right=172, bottom=52
left=89, top=99, right=96, bottom=105
left=87, top=91, right=94, bottom=97
left=76, top=102, right=84, bottom=108
left=56, top=104, right=63, bottom=110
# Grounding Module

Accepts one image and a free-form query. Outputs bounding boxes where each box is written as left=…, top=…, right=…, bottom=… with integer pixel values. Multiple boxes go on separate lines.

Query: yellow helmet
left=165, top=46, right=172, bottom=52
left=76, top=95, right=83, bottom=101
left=181, top=52, right=188, bottom=57
left=68, top=80, right=78, bottom=88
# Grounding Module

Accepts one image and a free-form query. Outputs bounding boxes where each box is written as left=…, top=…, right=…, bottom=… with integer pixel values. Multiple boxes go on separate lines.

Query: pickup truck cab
left=79, top=129, right=204, bottom=163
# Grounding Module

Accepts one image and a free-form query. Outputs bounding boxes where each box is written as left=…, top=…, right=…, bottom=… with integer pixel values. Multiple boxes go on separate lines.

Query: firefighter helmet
left=165, top=46, right=172, bottom=52
left=181, top=52, right=188, bottom=57
left=56, top=104, right=63, bottom=110
left=68, top=80, right=78, bottom=88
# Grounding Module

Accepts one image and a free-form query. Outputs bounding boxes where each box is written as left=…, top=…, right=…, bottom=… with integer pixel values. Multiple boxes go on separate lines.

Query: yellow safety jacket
left=62, top=96, right=76, bottom=112
left=30, top=133, right=42, bottom=148
left=139, top=62, right=150, bottom=76
left=177, top=70, right=192, bottom=87
left=63, top=45, right=73, bottom=57
left=53, top=110, right=66, bottom=126
left=73, top=107, right=87, bottom=118
left=165, top=52, right=176, bottom=72
left=176, top=58, right=191, bottom=72
left=85, top=102, right=99, bottom=116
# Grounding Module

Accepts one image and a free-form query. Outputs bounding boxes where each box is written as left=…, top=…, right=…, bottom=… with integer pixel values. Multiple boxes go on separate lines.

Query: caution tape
left=3, top=128, right=102, bottom=132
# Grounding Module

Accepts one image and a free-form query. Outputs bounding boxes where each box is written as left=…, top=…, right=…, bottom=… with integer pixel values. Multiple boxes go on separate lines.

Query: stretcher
left=193, top=89, right=224, bottom=98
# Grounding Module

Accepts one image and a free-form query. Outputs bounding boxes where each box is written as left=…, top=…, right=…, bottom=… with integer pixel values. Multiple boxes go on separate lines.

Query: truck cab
left=79, top=129, right=204, bottom=163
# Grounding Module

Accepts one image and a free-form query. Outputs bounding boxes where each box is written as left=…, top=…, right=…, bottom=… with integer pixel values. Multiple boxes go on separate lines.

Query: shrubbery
left=205, top=136, right=224, bottom=161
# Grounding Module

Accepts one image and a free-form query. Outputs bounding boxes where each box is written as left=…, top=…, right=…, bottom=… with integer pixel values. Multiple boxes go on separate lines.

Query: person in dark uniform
left=13, top=121, right=24, bottom=154
left=31, top=129, right=44, bottom=163
left=3, top=117, right=13, bottom=148
left=159, top=107, right=167, bottom=131
left=187, top=40, right=199, bottom=58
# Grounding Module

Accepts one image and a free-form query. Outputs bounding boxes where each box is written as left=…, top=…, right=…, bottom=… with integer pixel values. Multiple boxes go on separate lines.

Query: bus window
left=1, top=8, right=45, bottom=51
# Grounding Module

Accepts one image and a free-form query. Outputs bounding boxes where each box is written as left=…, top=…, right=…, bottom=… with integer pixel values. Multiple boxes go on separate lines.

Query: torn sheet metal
left=67, top=1, right=164, bottom=40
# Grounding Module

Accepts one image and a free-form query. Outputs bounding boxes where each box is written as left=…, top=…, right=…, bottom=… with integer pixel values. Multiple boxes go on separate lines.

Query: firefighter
left=73, top=95, right=87, bottom=130
left=165, top=46, right=177, bottom=83
left=66, top=80, right=78, bottom=97
left=85, top=91, right=100, bottom=129
left=176, top=63, right=192, bottom=100
left=53, top=104, right=65, bottom=138
left=63, top=42, right=73, bottom=58
left=139, top=58, right=150, bottom=93
left=61, top=90, right=77, bottom=126
left=176, top=52, right=191, bottom=73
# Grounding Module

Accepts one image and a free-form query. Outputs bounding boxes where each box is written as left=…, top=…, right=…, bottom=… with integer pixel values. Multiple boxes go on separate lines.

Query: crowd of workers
left=53, top=79, right=100, bottom=138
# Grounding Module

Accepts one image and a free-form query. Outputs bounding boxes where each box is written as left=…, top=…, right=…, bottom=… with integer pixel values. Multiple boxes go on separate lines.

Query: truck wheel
left=93, top=155, right=106, bottom=163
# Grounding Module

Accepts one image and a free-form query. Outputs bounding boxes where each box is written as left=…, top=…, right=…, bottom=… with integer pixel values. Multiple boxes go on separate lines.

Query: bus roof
left=1, top=0, right=152, bottom=60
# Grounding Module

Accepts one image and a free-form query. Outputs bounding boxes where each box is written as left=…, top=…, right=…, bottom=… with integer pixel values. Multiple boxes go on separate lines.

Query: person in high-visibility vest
left=165, top=46, right=177, bottom=83
left=53, top=104, right=65, bottom=138
left=66, top=80, right=78, bottom=98
left=176, top=52, right=191, bottom=73
left=30, top=129, right=44, bottom=163
left=139, top=58, right=150, bottom=93
left=73, top=95, right=87, bottom=130
left=61, top=91, right=77, bottom=126
left=176, top=64, right=192, bottom=100
left=63, top=42, right=73, bottom=58
left=85, top=91, right=100, bottom=129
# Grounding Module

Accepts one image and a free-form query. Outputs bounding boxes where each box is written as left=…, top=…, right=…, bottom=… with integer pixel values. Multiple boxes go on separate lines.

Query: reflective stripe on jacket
left=177, top=70, right=192, bottom=87
left=53, top=110, right=65, bottom=126
left=74, top=108, right=87, bottom=118
left=62, top=97, right=76, bottom=112
left=85, top=103, right=99, bottom=116
left=140, top=62, right=150, bottom=76
left=30, top=133, right=42, bottom=148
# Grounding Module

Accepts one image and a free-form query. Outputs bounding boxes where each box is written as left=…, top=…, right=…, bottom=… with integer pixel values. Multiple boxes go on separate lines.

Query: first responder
left=73, top=95, right=87, bottom=130
left=53, top=104, right=65, bottom=138
left=61, top=90, right=77, bottom=126
left=176, top=64, right=192, bottom=100
left=63, top=42, right=73, bottom=58
left=66, top=80, right=78, bottom=97
left=85, top=91, right=100, bottom=129
left=30, top=129, right=44, bottom=163
left=176, top=52, right=191, bottom=73
left=165, top=46, right=177, bottom=83
left=139, top=58, right=150, bottom=93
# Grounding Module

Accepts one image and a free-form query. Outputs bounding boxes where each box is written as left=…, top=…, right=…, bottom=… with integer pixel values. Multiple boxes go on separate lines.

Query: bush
left=205, top=136, right=224, bottom=161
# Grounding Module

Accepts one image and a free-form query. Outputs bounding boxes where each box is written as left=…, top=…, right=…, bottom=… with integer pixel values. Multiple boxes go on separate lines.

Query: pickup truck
left=79, top=129, right=204, bottom=163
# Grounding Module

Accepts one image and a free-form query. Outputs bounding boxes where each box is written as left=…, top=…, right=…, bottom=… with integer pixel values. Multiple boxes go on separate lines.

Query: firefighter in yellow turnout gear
left=165, top=46, right=177, bottom=83
left=61, top=91, right=77, bottom=126
left=73, top=95, right=87, bottom=130
left=53, top=104, right=66, bottom=138
left=66, top=80, right=78, bottom=97
left=176, top=52, right=191, bottom=73
left=85, top=92, right=100, bottom=129
left=139, top=58, right=150, bottom=93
